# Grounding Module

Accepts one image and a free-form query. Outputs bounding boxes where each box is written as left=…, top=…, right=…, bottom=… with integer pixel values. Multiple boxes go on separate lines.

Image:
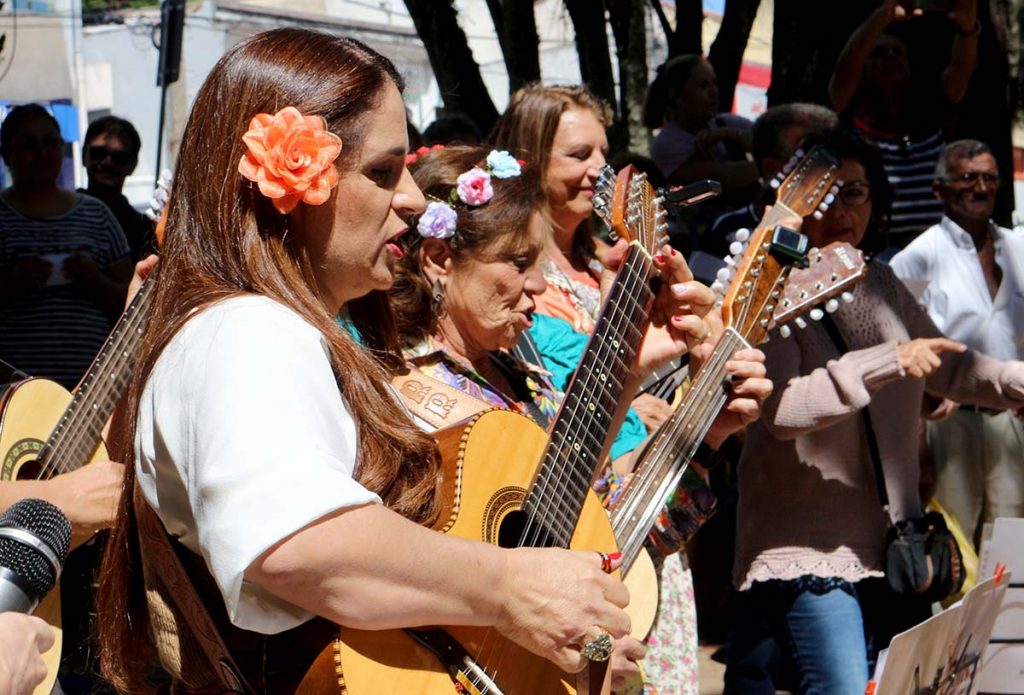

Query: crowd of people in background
left=0, top=0, right=1020, bottom=693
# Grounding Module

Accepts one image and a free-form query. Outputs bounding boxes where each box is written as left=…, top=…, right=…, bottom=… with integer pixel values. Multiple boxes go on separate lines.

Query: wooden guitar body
left=0, top=377, right=108, bottom=695
left=620, top=546, right=659, bottom=641
left=327, top=410, right=618, bottom=695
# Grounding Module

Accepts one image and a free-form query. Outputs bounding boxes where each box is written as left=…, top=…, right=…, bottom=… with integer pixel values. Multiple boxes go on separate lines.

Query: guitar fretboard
left=36, top=277, right=155, bottom=478
left=611, top=327, right=749, bottom=571
left=520, top=246, right=654, bottom=548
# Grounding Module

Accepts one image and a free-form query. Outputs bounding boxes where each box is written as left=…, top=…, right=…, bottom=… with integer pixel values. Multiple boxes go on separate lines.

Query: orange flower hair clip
left=238, top=106, right=342, bottom=214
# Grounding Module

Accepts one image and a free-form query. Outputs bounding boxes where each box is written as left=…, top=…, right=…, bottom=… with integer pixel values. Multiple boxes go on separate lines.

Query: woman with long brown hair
left=95, top=29, right=644, bottom=691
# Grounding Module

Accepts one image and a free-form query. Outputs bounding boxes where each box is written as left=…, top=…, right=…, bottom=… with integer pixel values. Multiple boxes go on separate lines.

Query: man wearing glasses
left=79, top=116, right=156, bottom=262
left=891, top=139, right=1024, bottom=547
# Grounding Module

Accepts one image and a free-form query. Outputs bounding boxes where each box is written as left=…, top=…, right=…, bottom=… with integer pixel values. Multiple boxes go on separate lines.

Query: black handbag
left=820, top=316, right=966, bottom=603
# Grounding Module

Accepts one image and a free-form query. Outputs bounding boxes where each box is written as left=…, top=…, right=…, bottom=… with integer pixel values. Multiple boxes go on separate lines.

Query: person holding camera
left=829, top=0, right=979, bottom=252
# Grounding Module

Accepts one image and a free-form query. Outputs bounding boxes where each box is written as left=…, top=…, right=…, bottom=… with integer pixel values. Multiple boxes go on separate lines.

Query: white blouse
left=136, top=295, right=380, bottom=634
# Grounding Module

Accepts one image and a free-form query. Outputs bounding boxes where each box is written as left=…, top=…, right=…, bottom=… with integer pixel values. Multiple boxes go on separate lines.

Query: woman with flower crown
left=389, top=144, right=770, bottom=694
left=89, top=30, right=713, bottom=692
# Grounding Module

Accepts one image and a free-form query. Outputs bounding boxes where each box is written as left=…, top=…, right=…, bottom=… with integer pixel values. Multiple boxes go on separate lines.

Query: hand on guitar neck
left=687, top=307, right=773, bottom=450
left=0, top=462, right=124, bottom=548
left=599, top=240, right=716, bottom=387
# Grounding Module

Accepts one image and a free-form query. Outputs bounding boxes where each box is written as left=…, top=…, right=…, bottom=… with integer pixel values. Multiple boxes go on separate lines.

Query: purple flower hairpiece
left=417, top=201, right=459, bottom=239
left=415, top=149, right=525, bottom=240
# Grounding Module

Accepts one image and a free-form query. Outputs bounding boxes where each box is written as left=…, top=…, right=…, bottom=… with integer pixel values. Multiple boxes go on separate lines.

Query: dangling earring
left=431, top=278, right=448, bottom=319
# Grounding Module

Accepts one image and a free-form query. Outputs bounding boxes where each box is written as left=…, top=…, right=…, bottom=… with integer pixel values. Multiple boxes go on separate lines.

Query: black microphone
left=0, top=498, right=72, bottom=614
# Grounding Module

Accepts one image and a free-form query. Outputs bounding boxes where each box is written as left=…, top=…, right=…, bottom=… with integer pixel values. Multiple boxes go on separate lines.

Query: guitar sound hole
left=497, top=510, right=558, bottom=549
left=16, top=459, right=43, bottom=479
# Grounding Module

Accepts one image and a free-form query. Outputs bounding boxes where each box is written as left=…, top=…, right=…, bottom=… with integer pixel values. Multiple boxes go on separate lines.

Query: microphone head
left=0, top=498, right=72, bottom=599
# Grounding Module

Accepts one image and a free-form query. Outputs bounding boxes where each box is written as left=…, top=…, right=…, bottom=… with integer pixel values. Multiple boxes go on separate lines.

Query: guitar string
left=41, top=281, right=149, bottom=474
left=520, top=250, right=650, bottom=549
left=613, top=238, right=783, bottom=562
left=477, top=250, right=650, bottom=688
left=483, top=191, right=658, bottom=686
left=40, top=278, right=154, bottom=478
left=477, top=180, right=663, bottom=687
left=609, top=331, right=739, bottom=552
left=42, top=279, right=153, bottom=476
left=609, top=331, right=738, bottom=540
left=529, top=183, right=653, bottom=545
left=611, top=331, right=742, bottom=565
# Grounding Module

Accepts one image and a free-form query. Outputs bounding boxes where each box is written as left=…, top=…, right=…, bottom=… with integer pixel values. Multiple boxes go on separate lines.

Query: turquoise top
left=526, top=313, right=647, bottom=461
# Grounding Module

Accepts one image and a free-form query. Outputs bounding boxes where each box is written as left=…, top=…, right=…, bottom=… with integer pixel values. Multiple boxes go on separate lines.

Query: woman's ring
left=580, top=630, right=613, bottom=662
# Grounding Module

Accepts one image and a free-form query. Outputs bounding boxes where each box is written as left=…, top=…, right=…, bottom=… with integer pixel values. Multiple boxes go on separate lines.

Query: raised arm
left=829, top=1, right=907, bottom=113
left=942, top=0, right=979, bottom=105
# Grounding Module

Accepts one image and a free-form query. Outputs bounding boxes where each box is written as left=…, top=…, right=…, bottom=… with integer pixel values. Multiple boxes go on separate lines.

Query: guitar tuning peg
left=735, top=228, right=751, bottom=243
left=729, top=241, right=745, bottom=256
left=795, top=317, right=808, bottom=329
left=711, top=280, right=725, bottom=294
left=793, top=147, right=805, bottom=159
left=812, top=210, right=824, bottom=220
left=829, top=184, right=840, bottom=195
left=716, top=267, right=733, bottom=283
left=824, top=193, right=835, bottom=205
left=825, top=299, right=840, bottom=313
left=835, top=179, right=845, bottom=188
left=810, top=308, right=824, bottom=321
left=714, top=299, right=724, bottom=310
left=779, top=324, right=792, bottom=339
left=817, top=202, right=829, bottom=212
left=724, top=255, right=736, bottom=267
left=841, top=291, right=855, bottom=303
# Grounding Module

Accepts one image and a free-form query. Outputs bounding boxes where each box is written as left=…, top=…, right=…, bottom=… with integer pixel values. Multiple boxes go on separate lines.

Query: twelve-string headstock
left=773, top=242, right=867, bottom=334
left=719, top=145, right=842, bottom=346
left=593, top=164, right=669, bottom=257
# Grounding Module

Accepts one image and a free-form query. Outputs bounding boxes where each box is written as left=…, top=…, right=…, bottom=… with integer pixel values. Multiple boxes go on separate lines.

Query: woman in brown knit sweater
left=724, top=130, right=1024, bottom=695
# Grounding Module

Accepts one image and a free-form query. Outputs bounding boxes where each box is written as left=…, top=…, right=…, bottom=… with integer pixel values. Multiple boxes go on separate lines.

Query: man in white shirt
left=891, top=139, right=1024, bottom=545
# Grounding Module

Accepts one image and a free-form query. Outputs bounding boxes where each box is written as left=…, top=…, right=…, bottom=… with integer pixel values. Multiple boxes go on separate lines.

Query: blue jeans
left=725, top=577, right=929, bottom=695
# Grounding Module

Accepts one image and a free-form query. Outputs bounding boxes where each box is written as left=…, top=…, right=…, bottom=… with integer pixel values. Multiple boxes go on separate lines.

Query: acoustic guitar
left=300, top=165, right=675, bottom=694
left=0, top=183, right=166, bottom=694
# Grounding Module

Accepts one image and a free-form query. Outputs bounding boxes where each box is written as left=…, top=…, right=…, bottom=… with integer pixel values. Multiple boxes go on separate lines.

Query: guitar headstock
left=593, top=164, right=669, bottom=256
left=719, top=145, right=842, bottom=346
left=146, top=169, right=173, bottom=249
left=773, top=242, right=867, bottom=334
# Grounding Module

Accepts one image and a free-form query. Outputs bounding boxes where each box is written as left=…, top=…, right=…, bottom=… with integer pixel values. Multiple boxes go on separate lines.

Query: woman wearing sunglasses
left=724, top=129, right=1024, bottom=695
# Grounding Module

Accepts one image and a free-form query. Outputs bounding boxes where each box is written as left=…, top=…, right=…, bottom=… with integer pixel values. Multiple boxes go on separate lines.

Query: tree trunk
left=707, top=0, right=761, bottom=113
left=608, top=0, right=651, bottom=156
left=564, top=0, right=617, bottom=109
left=767, top=0, right=865, bottom=106
left=675, top=0, right=704, bottom=56
left=403, top=0, right=499, bottom=134
left=487, top=0, right=541, bottom=93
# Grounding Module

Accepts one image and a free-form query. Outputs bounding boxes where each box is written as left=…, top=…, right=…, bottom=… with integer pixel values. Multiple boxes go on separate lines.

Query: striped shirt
left=852, top=110, right=948, bottom=247
left=0, top=194, right=130, bottom=389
